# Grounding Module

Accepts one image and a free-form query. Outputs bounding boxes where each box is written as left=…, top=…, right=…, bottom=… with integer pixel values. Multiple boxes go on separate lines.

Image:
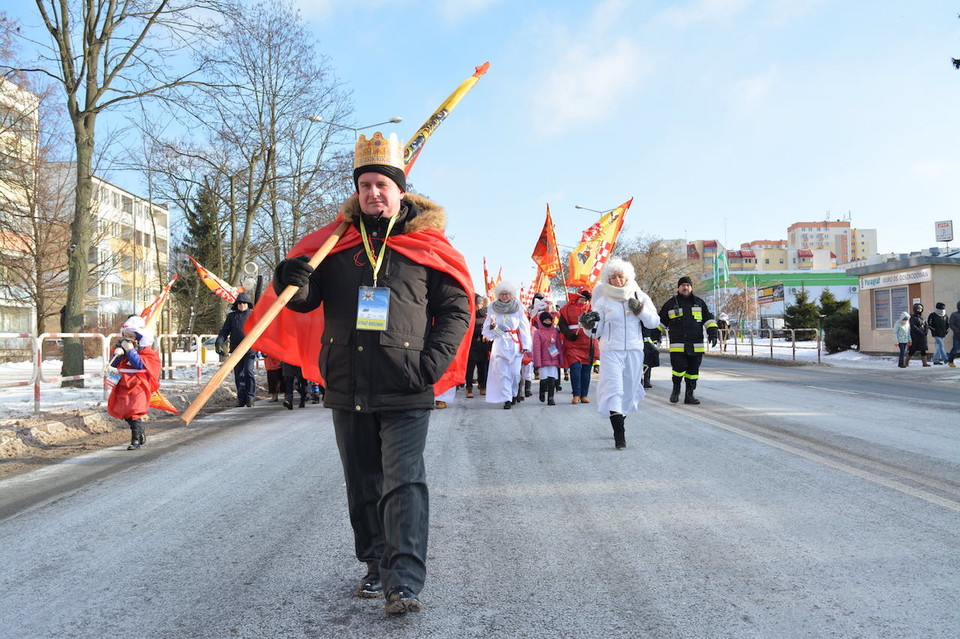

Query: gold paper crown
left=354, top=132, right=404, bottom=171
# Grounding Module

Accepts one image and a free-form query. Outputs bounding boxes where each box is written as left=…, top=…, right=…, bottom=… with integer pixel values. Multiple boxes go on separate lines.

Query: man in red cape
left=248, top=132, right=473, bottom=616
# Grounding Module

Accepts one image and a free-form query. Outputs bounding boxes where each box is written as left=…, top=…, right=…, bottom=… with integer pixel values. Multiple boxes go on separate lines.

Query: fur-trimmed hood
left=339, top=192, right=446, bottom=234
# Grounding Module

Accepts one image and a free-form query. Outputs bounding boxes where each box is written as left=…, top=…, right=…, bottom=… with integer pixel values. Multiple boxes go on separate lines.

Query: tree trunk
left=61, top=116, right=95, bottom=387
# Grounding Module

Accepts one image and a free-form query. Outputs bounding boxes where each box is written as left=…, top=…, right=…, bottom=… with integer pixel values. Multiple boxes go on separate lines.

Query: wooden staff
left=181, top=221, right=350, bottom=425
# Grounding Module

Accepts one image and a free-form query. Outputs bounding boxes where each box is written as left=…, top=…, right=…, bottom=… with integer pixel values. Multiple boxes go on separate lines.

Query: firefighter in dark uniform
left=657, top=276, right=719, bottom=405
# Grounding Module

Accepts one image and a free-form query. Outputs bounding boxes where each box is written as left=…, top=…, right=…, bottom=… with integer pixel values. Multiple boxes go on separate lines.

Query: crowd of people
left=104, top=126, right=960, bottom=621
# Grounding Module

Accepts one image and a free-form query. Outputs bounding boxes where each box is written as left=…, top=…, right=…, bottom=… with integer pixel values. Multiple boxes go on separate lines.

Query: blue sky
left=9, top=1, right=960, bottom=293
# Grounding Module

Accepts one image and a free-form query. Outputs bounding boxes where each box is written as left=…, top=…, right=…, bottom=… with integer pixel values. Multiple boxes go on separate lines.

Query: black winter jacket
left=658, top=293, right=718, bottom=354
left=216, top=293, right=253, bottom=353
left=909, top=311, right=929, bottom=350
left=280, top=193, right=471, bottom=413
left=927, top=312, right=948, bottom=338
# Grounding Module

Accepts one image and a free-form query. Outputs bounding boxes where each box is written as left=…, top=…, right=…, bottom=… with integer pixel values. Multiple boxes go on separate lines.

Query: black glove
left=628, top=297, right=644, bottom=315
left=579, top=311, right=600, bottom=330
left=707, top=327, right=719, bottom=347
left=651, top=328, right=662, bottom=342
left=274, top=255, right=313, bottom=288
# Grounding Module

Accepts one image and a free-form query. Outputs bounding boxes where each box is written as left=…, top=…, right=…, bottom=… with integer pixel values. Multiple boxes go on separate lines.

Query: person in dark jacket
left=927, top=302, right=949, bottom=365
left=465, top=293, right=491, bottom=398
left=658, top=276, right=718, bottom=405
left=216, top=292, right=256, bottom=406
left=948, top=301, right=960, bottom=367
left=271, top=132, right=472, bottom=615
left=907, top=302, right=929, bottom=367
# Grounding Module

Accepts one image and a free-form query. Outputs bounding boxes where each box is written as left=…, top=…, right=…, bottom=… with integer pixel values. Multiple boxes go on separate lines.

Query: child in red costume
left=107, top=315, right=161, bottom=450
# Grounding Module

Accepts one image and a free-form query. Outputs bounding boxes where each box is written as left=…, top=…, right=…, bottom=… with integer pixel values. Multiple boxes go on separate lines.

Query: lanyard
left=358, top=214, right=399, bottom=286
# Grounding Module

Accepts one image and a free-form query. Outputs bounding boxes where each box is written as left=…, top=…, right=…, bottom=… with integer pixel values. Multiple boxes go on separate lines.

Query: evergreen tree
left=172, top=184, right=228, bottom=336
left=818, top=289, right=852, bottom=316
left=823, top=308, right=859, bottom=353
left=783, top=287, right=821, bottom=331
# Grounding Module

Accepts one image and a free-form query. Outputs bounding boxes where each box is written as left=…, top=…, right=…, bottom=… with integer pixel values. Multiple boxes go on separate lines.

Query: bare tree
left=4, top=0, right=223, bottom=382
left=722, top=276, right=759, bottom=333
left=615, top=235, right=690, bottom=308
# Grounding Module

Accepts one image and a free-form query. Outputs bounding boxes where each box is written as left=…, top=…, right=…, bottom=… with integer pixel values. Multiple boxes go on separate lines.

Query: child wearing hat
left=107, top=315, right=161, bottom=450
left=532, top=311, right=564, bottom=405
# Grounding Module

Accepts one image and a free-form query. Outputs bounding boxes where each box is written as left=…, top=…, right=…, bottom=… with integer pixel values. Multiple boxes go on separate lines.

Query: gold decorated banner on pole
left=565, top=198, right=633, bottom=289
left=403, top=62, right=490, bottom=175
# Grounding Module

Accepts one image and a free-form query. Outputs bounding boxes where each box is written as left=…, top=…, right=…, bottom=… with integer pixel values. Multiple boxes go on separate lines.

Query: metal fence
left=713, top=328, right=822, bottom=363
left=0, top=332, right=236, bottom=414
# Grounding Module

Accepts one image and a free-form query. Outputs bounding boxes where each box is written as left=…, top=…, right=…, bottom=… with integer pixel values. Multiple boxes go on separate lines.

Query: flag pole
left=181, top=221, right=351, bottom=425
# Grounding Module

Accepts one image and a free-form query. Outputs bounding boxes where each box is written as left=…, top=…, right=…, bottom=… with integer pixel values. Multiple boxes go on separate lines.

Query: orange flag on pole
left=531, top=205, right=562, bottom=279
left=140, top=274, right=178, bottom=332
left=189, top=256, right=244, bottom=303
left=483, top=257, right=495, bottom=300
left=565, top=198, right=633, bottom=289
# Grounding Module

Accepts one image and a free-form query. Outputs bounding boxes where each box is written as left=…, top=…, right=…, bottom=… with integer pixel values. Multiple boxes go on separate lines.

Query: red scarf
left=247, top=218, right=475, bottom=394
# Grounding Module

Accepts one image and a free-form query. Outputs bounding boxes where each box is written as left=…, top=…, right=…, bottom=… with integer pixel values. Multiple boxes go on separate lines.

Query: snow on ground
left=0, top=342, right=919, bottom=419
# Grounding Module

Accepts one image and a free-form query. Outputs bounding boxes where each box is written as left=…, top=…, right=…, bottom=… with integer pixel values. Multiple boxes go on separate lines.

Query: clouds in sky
left=528, top=1, right=650, bottom=136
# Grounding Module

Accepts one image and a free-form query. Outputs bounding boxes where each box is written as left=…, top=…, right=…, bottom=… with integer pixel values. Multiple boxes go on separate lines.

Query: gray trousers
left=332, top=408, right=430, bottom=594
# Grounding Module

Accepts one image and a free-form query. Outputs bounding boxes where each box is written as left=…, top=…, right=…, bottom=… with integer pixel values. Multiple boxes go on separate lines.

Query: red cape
left=247, top=218, right=475, bottom=395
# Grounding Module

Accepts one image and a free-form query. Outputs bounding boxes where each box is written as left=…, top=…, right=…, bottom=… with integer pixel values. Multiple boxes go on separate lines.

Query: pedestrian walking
left=465, top=294, right=491, bottom=398
left=269, top=131, right=472, bottom=615
left=928, top=302, right=949, bottom=365
left=658, top=276, right=719, bottom=405
left=907, top=303, right=930, bottom=367
left=558, top=289, right=598, bottom=404
left=948, top=301, right=960, bottom=367
left=281, top=361, right=308, bottom=409
left=264, top=354, right=283, bottom=401
left=894, top=311, right=911, bottom=368
left=107, top=315, right=160, bottom=451
left=532, top=311, right=564, bottom=405
left=579, top=258, right=659, bottom=449
left=483, top=281, right=532, bottom=409
left=216, top=292, right=257, bottom=407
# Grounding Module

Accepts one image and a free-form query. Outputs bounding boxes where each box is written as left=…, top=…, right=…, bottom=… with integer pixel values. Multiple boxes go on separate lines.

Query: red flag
left=531, top=205, right=562, bottom=278
left=189, top=256, right=244, bottom=302
left=483, top=257, right=495, bottom=300
left=247, top=219, right=475, bottom=395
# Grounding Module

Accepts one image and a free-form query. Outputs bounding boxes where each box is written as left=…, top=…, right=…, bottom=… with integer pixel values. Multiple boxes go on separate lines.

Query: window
left=873, top=286, right=909, bottom=329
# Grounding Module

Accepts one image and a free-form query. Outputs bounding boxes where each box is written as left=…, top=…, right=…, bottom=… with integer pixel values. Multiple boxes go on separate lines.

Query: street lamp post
left=306, top=116, right=403, bottom=140
left=574, top=204, right=616, bottom=215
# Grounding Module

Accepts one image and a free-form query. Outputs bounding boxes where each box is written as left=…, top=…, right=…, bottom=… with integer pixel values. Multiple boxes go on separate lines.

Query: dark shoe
left=670, top=379, right=682, bottom=403
left=547, top=397, right=555, bottom=405
left=465, top=389, right=474, bottom=398
left=126, top=430, right=140, bottom=451
left=539, top=381, right=546, bottom=403
left=524, top=381, right=532, bottom=397
left=356, top=564, right=382, bottom=599
left=384, top=586, right=421, bottom=615
left=503, top=401, right=512, bottom=409
left=237, top=400, right=247, bottom=407
left=299, top=396, right=306, bottom=408
left=246, top=397, right=255, bottom=407
left=283, top=400, right=293, bottom=410
left=684, top=392, right=700, bottom=405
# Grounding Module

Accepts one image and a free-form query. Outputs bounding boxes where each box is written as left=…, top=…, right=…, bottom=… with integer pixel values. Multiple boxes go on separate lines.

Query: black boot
left=684, top=379, right=700, bottom=405
left=555, top=377, right=562, bottom=392
left=524, top=380, right=532, bottom=397
left=670, top=377, right=682, bottom=403
left=642, top=367, right=652, bottom=389
left=547, top=380, right=556, bottom=406
left=610, top=412, right=626, bottom=449
left=127, top=420, right=143, bottom=450
left=539, top=380, right=547, bottom=402
left=283, top=393, right=293, bottom=410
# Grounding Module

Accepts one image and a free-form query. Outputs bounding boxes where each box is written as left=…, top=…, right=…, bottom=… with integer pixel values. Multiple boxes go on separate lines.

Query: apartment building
left=786, top=220, right=876, bottom=264
left=0, top=77, right=41, bottom=332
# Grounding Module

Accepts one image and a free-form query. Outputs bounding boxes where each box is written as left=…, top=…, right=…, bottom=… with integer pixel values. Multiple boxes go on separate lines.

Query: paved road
left=1, top=361, right=958, bottom=638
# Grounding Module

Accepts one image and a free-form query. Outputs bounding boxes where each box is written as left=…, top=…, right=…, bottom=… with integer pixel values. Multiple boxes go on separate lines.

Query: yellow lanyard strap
left=358, top=214, right=399, bottom=286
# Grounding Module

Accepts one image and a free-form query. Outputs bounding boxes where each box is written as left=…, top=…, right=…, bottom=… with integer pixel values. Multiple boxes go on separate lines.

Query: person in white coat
left=483, top=281, right=532, bottom=409
left=580, top=258, right=660, bottom=449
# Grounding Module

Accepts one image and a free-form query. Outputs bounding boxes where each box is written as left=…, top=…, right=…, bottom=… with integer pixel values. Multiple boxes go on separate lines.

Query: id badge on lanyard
left=356, top=286, right=391, bottom=331
left=356, top=214, right=398, bottom=331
